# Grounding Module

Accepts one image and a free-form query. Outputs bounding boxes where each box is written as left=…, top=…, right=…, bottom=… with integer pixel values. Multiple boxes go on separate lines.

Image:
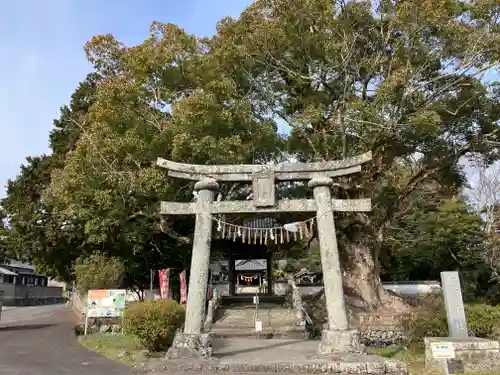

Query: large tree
left=41, top=23, right=283, bottom=288
left=3, top=1, right=499, bottom=309
left=382, top=197, right=487, bottom=282
left=207, top=0, right=500, bottom=309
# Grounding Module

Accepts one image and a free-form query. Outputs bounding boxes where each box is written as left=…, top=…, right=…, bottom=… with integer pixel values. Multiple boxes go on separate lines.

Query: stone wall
left=0, top=284, right=64, bottom=306
left=352, top=313, right=407, bottom=348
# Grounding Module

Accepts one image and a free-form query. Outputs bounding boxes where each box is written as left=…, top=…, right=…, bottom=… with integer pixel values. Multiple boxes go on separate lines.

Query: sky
left=0, top=1, right=497, bottom=201
left=0, top=0, right=254, bottom=197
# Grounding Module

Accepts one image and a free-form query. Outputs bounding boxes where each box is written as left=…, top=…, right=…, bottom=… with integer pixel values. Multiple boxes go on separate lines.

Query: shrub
left=399, top=294, right=500, bottom=343
left=122, top=299, right=185, bottom=352
left=74, top=253, right=125, bottom=293
left=399, top=295, right=448, bottom=344
left=466, top=303, right=500, bottom=339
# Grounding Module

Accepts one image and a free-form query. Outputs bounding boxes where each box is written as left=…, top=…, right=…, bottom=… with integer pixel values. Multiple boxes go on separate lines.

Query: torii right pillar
left=309, top=177, right=363, bottom=354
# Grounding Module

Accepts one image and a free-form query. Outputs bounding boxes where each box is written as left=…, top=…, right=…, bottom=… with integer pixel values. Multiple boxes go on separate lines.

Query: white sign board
left=253, top=295, right=259, bottom=304
left=255, top=320, right=263, bottom=332
left=86, top=289, right=127, bottom=318
left=431, top=342, right=455, bottom=359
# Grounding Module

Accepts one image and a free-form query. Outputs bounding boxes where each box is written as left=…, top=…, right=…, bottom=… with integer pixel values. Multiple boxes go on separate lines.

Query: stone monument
left=424, top=271, right=500, bottom=373
left=157, top=153, right=373, bottom=358
left=440, top=271, right=468, bottom=338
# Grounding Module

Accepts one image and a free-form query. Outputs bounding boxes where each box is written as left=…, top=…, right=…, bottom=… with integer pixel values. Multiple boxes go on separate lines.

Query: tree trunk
left=342, top=241, right=410, bottom=313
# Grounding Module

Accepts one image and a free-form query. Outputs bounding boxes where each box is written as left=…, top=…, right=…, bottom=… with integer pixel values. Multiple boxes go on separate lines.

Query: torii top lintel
left=156, top=151, right=372, bottom=182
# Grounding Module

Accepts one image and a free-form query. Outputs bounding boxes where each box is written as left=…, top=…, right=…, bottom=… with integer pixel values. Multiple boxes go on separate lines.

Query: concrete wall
left=211, top=282, right=321, bottom=296
left=47, top=279, right=68, bottom=289
left=84, top=280, right=441, bottom=305
left=211, top=281, right=441, bottom=298
left=382, top=281, right=441, bottom=297
left=126, top=289, right=162, bottom=301
left=0, top=284, right=64, bottom=306
left=213, top=283, right=230, bottom=296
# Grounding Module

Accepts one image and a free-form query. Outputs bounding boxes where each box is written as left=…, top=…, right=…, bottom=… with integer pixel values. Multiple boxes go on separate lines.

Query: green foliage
left=122, top=299, right=185, bottom=352
left=213, top=0, right=499, bottom=304
left=466, top=304, right=500, bottom=339
left=1, top=0, right=500, bottom=306
left=382, top=198, right=487, bottom=284
left=399, top=295, right=448, bottom=344
left=78, top=333, right=146, bottom=365
left=400, top=295, right=500, bottom=344
left=74, top=253, right=125, bottom=293
left=0, top=208, right=10, bottom=263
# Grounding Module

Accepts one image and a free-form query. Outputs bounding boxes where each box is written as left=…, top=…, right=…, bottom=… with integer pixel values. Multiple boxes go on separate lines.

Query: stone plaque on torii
left=157, top=152, right=372, bottom=358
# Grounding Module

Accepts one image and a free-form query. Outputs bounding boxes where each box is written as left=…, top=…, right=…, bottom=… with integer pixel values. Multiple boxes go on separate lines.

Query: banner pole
left=84, top=314, right=88, bottom=336
left=167, top=268, right=172, bottom=299
left=84, top=290, right=89, bottom=335
left=150, top=269, right=154, bottom=300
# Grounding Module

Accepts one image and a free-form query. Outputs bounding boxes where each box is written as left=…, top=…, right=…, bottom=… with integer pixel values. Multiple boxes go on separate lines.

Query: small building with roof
left=0, top=260, right=48, bottom=287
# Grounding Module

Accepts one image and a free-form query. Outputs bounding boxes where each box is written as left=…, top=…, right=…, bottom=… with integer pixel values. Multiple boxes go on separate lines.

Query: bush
left=399, top=294, right=500, bottom=344
left=466, top=303, right=500, bottom=339
left=122, top=299, right=185, bottom=352
left=399, top=295, right=448, bottom=344
left=74, top=253, right=125, bottom=293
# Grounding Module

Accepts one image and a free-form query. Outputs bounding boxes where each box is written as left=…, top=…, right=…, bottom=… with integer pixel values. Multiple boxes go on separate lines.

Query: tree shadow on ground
left=0, top=323, right=57, bottom=332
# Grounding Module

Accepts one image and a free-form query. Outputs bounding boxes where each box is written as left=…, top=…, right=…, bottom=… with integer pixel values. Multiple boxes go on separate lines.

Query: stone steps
left=214, top=307, right=299, bottom=327
left=210, top=326, right=308, bottom=339
left=210, top=303, right=307, bottom=339
left=219, top=295, right=287, bottom=308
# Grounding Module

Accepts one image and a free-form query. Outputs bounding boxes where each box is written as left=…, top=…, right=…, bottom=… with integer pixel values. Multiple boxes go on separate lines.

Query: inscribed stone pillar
left=309, top=177, right=362, bottom=354
left=183, top=178, right=218, bottom=335
left=441, top=271, right=468, bottom=338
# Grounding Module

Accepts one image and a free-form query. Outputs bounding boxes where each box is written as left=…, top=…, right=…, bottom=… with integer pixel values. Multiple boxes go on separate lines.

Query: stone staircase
left=208, top=295, right=308, bottom=339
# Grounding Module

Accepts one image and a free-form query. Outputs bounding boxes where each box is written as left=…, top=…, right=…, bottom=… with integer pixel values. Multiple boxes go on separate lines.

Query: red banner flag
left=158, top=269, right=170, bottom=300
left=179, top=270, right=187, bottom=304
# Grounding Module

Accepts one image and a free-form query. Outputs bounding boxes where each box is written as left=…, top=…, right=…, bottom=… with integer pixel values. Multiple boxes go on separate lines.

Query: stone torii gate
left=158, top=152, right=372, bottom=357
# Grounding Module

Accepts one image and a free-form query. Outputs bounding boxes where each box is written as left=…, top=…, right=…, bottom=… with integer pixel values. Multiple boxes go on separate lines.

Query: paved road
left=0, top=304, right=133, bottom=375
left=0, top=305, right=303, bottom=375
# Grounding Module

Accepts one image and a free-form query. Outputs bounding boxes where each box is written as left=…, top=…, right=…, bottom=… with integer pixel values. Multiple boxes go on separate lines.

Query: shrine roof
left=210, top=259, right=272, bottom=272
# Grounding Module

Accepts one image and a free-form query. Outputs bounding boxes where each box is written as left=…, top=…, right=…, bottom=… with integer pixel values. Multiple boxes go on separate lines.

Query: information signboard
left=86, top=289, right=126, bottom=318
left=84, top=289, right=127, bottom=335
left=255, top=320, right=263, bottom=332
left=431, top=342, right=455, bottom=359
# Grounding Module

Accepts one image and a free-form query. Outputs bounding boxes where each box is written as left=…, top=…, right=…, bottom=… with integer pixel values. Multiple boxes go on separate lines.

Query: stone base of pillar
left=165, top=331, right=214, bottom=360
left=317, top=329, right=364, bottom=354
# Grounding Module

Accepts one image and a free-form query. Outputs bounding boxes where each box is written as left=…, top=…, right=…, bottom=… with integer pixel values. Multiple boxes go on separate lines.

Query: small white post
left=84, top=314, right=89, bottom=336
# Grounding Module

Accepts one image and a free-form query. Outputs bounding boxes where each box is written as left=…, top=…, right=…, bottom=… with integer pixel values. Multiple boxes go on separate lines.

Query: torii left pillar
left=166, top=178, right=218, bottom=359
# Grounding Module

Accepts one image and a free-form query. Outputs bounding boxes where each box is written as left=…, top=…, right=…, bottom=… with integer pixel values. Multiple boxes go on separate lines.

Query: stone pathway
left=144, top=338, right=406, bottom=374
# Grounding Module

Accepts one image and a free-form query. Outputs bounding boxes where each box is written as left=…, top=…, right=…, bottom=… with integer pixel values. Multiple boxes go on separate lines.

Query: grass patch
left=367, top=345, right=427, bottom=374
left=366, top=345, right=499, bottom=375
left=78, top=333, right=147, bottom=365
